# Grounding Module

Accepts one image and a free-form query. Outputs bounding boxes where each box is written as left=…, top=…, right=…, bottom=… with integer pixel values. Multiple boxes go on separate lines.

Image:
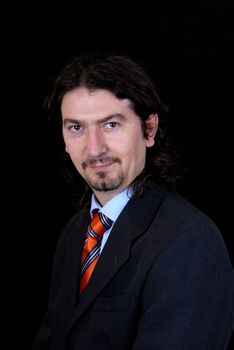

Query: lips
left=83, top=156, right=121, bottom=170
left=89, top=161, right=115, bottom=171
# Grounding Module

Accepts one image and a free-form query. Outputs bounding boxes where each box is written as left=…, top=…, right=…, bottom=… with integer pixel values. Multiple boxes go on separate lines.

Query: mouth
left=88, top=161, right=115, bottom=171
left=83, top=156, right=120, bottom=172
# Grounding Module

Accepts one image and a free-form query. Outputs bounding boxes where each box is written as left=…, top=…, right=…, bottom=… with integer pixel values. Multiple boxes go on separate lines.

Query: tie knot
left=88, top=211, right=113, bottom=240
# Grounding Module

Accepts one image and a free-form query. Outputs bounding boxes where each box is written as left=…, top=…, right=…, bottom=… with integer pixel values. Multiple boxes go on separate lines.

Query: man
left=33, top=54, right=234, bottom=349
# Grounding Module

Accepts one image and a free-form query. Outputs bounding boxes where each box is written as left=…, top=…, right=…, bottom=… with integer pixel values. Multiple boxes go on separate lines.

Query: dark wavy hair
left=45, top=53, right=182, bottom=208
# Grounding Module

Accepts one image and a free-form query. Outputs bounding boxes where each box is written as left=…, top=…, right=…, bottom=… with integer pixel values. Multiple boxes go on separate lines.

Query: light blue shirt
left=90, top=187, right=133, bottom=253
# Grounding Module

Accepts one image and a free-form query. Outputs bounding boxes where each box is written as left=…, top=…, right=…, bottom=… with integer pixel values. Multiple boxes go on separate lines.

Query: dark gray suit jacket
left=33, top=186, right=234, bottom=349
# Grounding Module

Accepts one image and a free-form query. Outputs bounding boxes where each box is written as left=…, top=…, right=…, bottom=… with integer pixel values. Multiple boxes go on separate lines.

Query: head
left=46, top=54, right=181, bottom=207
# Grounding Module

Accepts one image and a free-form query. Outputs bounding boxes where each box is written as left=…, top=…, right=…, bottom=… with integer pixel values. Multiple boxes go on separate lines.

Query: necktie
left=80, top=211, right=113, bottom=294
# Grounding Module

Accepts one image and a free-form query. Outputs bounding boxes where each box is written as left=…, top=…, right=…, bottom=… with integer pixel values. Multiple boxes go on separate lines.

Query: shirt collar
left=90, top=187, right=133, bottom=222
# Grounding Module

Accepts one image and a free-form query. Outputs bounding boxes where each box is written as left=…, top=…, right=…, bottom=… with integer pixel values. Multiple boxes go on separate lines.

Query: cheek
left=64, top=139, right=71, bottom=153
left=65, top=143, right=80, bottom=163
left=121, top=139, right=146, bottom=167
left=65, top=142, right=77, bottom=156
left=67, top=150, right=84, bottom=173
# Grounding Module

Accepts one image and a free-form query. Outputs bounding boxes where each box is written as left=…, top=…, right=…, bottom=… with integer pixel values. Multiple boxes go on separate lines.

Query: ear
left=145, top=113, right=158, bottom=147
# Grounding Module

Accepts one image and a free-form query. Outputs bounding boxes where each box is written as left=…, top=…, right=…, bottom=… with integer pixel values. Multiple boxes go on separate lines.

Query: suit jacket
left=33, top=185, right=234, bottom=350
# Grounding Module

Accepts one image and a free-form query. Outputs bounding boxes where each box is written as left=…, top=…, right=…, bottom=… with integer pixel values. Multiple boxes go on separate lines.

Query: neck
left=93, top=184, right=133, bottom=206
left=93, top=190, right=120, bottom=206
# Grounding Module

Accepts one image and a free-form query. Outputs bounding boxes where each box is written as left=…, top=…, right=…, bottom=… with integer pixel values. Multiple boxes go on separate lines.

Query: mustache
left=82, top=155, right=121, bottom=168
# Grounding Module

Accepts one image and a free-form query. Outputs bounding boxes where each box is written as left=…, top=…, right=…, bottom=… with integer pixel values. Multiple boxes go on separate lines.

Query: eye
left=67, top=124, right=82, bottom=132
left=72, top=124, right=81, bottom=131
left=106, top=121, right=118, bottom=129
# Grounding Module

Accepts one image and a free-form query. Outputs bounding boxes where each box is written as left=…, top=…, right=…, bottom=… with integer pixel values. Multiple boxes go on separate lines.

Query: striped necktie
left=80, top=211, right=113, bottom=294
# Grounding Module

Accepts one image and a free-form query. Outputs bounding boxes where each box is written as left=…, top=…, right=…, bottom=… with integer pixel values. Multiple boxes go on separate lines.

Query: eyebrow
left=98, top=113, right=126, bottom=124
left=63, top=113, right=126, bottom=126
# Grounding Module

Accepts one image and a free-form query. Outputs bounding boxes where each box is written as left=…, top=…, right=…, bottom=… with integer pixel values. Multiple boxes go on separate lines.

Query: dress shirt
left=90, top=187, right=133, bottom=253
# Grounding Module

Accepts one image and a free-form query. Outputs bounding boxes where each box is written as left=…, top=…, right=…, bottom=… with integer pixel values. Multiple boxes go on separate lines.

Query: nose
left=85, top=128, right=107, bottom=156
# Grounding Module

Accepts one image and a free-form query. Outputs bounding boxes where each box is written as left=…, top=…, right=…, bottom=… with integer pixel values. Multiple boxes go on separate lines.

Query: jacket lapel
left=67, top=185, right=166, bottom=331
left=62, top=209, right=90, bottom=312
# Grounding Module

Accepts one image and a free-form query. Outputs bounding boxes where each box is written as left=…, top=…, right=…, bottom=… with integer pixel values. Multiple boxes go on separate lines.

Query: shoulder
left=141, top=185, right=224, bottom=248
left=143, top=187, right=233, bottom=280
left=161, top=190, right=218, bottom=228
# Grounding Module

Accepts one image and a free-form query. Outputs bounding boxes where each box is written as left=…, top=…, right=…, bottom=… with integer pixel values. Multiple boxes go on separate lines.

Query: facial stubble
left=81, top=155, right=124, bottom=192
left=85, top=169, right=124, bottom=192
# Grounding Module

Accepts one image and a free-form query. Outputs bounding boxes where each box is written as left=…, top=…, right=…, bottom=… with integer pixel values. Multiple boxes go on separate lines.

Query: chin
left=89, top=176, right=124, bottom=192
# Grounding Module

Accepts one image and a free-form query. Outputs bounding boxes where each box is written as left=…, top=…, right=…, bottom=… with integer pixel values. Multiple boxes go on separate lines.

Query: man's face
left=61, top=87, right=157, bottom=204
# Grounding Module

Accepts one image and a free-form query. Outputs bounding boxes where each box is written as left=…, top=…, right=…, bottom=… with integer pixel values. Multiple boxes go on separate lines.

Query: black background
left=8, top=1, right=233, bottom=348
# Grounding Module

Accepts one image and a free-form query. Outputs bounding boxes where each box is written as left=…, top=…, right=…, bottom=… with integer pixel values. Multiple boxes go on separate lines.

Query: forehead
left=61, top=87, right=134, bottom=117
